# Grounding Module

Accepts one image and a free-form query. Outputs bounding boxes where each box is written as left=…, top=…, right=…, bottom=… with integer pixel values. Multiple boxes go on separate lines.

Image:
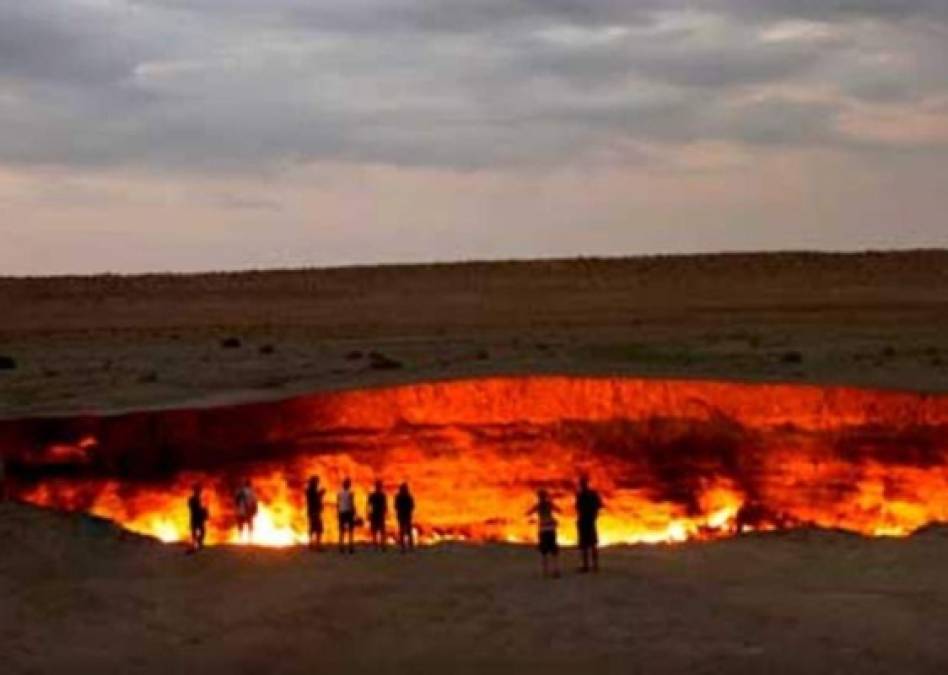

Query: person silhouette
left=394, top=482, right=415, bottom=552
left=187, top=483, right=209, bottom=553
left=575, top=475, right=603, bottom=573
left=305, top=476, right=326, bottom=551
left=234, top=479, right=257, bottom=542
left=337, top=477, right=357, bottom=554
left=526, top=488, right=561, bottom=578
left=367, top=479, right=388, bottom=551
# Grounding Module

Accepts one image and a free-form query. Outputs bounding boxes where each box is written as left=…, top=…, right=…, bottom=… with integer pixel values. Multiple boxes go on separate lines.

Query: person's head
left=578, top=474, right=589, bottom=490
left=343, top=477, right=351, bottom=490
left=192, top=482, right=202, bottom=496
left=399, top=482, right=408, bottom=494
left=375, top=479, right=383, bottom=492
left=537, top=488, right=548, bottom=502
left=307, top=476, right=316, bottom=490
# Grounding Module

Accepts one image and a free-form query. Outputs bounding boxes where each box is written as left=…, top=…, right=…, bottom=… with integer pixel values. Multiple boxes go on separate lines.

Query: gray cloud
left=0, top=0, right=945, bottom=172
left=0, top=3, right=149, bottom=84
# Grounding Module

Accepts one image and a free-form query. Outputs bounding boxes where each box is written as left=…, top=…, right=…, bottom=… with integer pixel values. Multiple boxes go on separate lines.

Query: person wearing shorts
left=305, top=476, right=325, bottom=551
left=526, top=488, right=561, bottom=578
left=234, top=479, right=257, bottom=542
left=337, top=477, right=357, bottom=554
left=575, top=475, right=603, bottom=573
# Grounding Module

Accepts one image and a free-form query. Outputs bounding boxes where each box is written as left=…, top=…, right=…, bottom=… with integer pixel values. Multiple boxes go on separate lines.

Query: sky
left=1, top=1, right=947, bottom=275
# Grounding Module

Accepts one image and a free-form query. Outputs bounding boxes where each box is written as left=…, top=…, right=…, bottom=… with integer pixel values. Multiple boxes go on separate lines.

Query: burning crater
left=2, top=376, right=948, bottom=547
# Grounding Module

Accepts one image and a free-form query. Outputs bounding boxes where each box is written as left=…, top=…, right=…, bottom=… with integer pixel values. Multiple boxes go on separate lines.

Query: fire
left=4, top=376, right=948, bottom=547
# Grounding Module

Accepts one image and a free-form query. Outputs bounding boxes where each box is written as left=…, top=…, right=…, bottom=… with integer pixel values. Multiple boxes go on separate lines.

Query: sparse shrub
left=780, top=351, right=803, bottom=364
left=0, top=355, right=16, bottom=370
left=346, top=350, right=364, bottom=360
left=138, top=371, right=159, bottom=383
left=882, top=346, right=897, bottom=358
left=220, top=337, right=242, bottom=349
left=368, top=351, right=402, bottom=370
left=259, top=344, right=275, bottom=355
left=474, top=349, right=489, bottom=361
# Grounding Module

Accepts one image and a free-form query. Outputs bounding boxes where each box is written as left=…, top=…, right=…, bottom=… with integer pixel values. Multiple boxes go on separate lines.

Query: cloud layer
left=2, top=0, right=946, bottom=170
left=0, top=1, right=946, bottom=273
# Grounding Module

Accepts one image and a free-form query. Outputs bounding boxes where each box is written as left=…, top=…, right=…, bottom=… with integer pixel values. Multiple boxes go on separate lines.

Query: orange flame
left=7, top=376, right=948, bottom=547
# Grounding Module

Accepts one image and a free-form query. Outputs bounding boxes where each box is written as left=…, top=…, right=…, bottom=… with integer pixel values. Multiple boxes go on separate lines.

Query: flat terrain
left=3, top=252, right=948, bottom=674
left=2, top=502, right=948, bottom=674
left=1, top=250, right=947, bottom=417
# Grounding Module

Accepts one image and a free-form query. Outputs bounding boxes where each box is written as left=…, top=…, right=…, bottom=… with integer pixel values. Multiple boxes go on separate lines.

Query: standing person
left=234, top=479, right=258, bottom=542
left=526, top=488, right=561, bottom=578
left=575, top=475, right=603, bottom=573
left=366, top=479, right=388, bottom=551
left=305, top=476, right=326, bottom=551
left=187, top=483, right=209, bottom=553
left=394, top=482, right=415, bottom=553
left=337, top=477, right=357, bottom=554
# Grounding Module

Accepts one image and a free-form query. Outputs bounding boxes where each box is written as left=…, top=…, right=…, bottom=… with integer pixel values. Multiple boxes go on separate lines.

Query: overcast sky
left=1, top=0, right=946, bottom=275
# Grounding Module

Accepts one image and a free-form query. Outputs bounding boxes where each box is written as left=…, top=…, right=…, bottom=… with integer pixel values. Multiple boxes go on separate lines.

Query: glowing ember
left=4, top=376, right=948, bottom=546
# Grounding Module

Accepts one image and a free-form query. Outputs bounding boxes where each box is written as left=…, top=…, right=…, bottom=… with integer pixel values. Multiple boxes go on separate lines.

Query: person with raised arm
left=526, top=488, right=561, bottom=578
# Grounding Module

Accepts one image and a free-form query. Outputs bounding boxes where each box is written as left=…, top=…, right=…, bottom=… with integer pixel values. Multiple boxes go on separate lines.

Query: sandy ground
left=1, top=251, right=947, bottom=417
left=2, top=501, right=948, bottom=674
left=2, top=251, right=948, bottom=673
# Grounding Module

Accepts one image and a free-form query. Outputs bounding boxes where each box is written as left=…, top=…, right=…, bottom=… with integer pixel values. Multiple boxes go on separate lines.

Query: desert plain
left=2, top=250, right=948, bottom=673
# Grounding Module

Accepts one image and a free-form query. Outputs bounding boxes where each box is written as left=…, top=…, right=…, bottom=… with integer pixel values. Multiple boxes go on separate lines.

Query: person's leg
left=381, top=526, right=387, bottom=551
left=591, top=544, right=599, bottom=572
left=339, top=517, right=345, bottom=553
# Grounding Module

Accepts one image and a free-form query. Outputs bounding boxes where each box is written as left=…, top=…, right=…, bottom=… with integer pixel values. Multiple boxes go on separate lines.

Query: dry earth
left=1, top=251, right=947, bottom=417
left=2, top=502, right=948, bottom=674
left=2, top=251, right=948, bottom=673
